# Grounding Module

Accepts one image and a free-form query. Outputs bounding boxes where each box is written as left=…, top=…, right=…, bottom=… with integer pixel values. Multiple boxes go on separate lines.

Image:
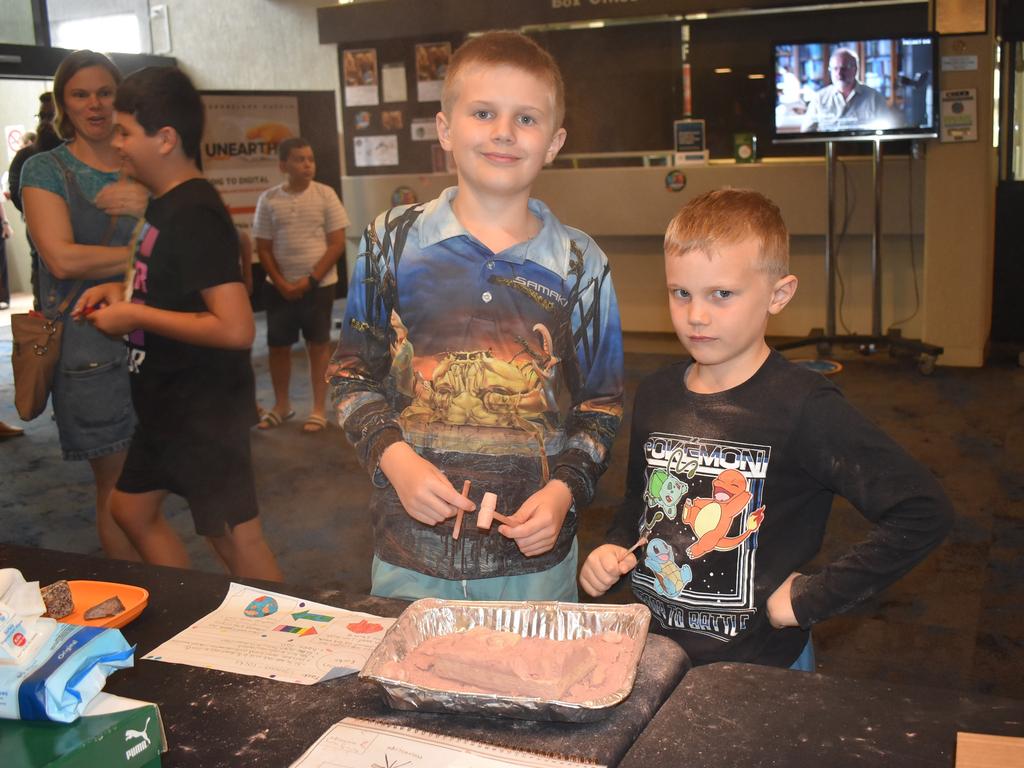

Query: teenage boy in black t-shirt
left=579, top=189, right=952, bottom=669
left=74, top=67, right=281, bottom=580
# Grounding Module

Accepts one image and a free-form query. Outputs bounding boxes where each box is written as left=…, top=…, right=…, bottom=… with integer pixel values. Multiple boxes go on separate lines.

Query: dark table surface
left=619, top=661, right=1024, bottom=768
left=1, top=543, right=690, bottom=768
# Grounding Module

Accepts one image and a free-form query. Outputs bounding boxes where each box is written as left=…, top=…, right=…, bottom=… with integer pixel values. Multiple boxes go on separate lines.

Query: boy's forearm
left=310, top=229, right=346, bottom=282
left=791, top=387, right=956, bottom=629
left=130, top=302, right=254, bottom=350
left=331, top=392, right=404, bottom=479
left=789, top=493, right=954, bottom=629
left=552, top=397, right=623, bottom=508
left=255, top=240, right=288, bottom=287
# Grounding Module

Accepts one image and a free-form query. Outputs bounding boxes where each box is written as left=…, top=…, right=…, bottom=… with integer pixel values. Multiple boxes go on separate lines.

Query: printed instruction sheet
left=144, top=583, right=394, bottom=684
left=290, top=717, right=604, bottom=767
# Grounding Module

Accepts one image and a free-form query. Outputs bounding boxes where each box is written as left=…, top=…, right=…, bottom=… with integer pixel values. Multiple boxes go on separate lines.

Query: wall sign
left=391, top=186, right=417, bottom=206
left=941, top=55, right=978, bottom=71
left=5, top=125, right=25, bottom=162
left=673, top=119, right=705, bottom=153
left=665, top=169, right=687, bottom=192
left=940, top=88, right=977, bottom=143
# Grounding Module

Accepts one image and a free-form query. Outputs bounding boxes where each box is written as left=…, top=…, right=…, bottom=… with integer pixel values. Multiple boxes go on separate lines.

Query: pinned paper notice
left=941, top=88, right=977, bottom=143
left=143, top=583, right=395, bottom=684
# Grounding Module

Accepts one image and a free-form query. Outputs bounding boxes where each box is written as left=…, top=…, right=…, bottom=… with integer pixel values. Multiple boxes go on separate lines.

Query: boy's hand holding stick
left=380, top=441, right=475, bottom=527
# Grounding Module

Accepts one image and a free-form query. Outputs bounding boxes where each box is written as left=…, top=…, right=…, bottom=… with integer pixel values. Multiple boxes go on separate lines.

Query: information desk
left=0, top=544, right=689, bottom=767
left=619, top=662, right=1024, bottom=768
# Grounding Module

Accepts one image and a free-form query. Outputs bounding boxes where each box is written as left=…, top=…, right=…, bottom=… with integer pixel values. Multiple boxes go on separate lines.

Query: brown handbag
left=11, top=209, right=127, bottom=421
left=11, top=285, right=81, bottom=421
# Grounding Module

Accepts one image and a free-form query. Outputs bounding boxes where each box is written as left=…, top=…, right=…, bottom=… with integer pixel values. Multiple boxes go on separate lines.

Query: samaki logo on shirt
left=492, top=275, right=568, bottom=310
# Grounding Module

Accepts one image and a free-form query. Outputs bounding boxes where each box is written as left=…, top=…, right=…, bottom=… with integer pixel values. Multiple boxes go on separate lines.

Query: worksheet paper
left=290, top=717, right=605, bottom=768
left=143, top=583, right=395, bottom=684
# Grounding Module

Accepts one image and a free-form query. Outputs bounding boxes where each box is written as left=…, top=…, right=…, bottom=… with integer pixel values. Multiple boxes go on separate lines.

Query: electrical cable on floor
left=890, top=149, right=922, bottom=328
left=834, top=156, right=856, bottom=335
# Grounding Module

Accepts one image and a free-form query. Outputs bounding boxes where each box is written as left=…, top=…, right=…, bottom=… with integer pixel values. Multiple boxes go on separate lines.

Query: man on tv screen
left=801, top=48, right=894, bottom=132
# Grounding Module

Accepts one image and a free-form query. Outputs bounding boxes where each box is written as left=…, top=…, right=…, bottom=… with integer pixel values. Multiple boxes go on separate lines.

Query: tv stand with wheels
left=774, top=139, right=943, bottom=375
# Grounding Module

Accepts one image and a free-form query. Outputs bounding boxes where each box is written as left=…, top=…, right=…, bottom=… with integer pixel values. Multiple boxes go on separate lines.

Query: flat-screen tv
left=772, top=35, right=938, bottom=143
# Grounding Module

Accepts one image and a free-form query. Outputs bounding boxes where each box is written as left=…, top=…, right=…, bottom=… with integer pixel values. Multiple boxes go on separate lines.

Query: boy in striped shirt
left=253, top=137, right=349, bottom=433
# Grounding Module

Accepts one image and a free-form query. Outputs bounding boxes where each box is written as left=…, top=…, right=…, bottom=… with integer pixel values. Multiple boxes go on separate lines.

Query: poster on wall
left=382, top=111, right=404, bottom=130
left=940, top=88, right=977, bottom=143
left=353, top=135, right=399, bottom=168
left=343, top=48, right=380, bottom=107
left=381, top=63, right=408, bottom=103
left=200, top=95, right=300, bottom=231
left=411, top=118, right=438, bottom=142
left=415, top=42, right=451, bottom=102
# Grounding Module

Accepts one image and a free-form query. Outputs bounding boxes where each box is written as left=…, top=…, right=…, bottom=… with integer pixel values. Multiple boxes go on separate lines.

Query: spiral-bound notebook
left=290, top=717, right=604, bottom=767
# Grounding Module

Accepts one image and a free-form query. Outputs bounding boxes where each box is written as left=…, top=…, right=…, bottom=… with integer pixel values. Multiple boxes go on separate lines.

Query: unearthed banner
left=200, top=95, right=300, bottom=231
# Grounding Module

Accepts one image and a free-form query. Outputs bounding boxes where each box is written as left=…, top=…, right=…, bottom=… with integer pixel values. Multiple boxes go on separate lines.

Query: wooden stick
left=452, top=480, right=471, bottom=540
left=618, top=536, right=648, bottom=563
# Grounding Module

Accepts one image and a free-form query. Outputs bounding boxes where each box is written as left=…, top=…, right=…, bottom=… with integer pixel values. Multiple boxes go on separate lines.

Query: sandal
left=256, top=409, right=295, bottom=430
left=302, top=414, right=329, bottom=433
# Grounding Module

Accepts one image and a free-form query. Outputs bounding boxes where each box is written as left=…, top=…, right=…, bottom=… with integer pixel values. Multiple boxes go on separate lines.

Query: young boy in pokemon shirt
left=580, top=189, right=952, bottom=669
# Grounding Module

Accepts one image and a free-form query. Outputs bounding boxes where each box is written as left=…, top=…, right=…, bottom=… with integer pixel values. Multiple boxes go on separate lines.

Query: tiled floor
left=1, top=300, right=1021, bottom=700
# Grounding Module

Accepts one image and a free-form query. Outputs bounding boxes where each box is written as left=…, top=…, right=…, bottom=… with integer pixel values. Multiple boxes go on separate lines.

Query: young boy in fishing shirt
left=329, top=32, right=624, bottom=601
left=579, top=189, right=952, bottom=668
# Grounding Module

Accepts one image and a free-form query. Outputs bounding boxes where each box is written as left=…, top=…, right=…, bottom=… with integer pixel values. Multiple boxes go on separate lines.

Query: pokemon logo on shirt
left=632, top=432, right=770, bottom=643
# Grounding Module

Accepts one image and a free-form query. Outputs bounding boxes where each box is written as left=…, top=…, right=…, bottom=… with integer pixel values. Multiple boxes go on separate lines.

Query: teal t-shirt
left=20, top=143, right=119, bottom=203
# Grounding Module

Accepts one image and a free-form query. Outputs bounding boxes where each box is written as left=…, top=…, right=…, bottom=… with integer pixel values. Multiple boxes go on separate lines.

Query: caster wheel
left=917, top=354, right=936, bottom=375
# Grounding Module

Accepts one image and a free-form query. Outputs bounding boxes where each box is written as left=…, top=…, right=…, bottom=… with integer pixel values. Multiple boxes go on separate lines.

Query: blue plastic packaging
left=0, top=622, right=134, bottom=722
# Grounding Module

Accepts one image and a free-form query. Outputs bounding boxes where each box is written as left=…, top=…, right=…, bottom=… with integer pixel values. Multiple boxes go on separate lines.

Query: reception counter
left=341, top=156, right=988, bottom=366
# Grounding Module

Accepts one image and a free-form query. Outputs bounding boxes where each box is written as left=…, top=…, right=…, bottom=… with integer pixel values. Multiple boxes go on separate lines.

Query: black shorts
left=265, top=284, right=335, bottom=346
left=116, top=418, right=259, bottom=537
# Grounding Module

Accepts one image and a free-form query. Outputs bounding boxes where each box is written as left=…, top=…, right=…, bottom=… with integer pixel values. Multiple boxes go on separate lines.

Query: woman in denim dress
left=22, top=51, right=147, bottom=559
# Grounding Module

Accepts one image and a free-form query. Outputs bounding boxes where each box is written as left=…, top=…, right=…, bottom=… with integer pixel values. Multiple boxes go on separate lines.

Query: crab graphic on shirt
left=681, top=468, right=765, bottom=560
left=644, top=537, right=693, bottom=597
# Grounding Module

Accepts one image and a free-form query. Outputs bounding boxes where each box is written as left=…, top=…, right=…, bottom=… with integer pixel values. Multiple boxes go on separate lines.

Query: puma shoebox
left=1, top=693, right=166, bottom=768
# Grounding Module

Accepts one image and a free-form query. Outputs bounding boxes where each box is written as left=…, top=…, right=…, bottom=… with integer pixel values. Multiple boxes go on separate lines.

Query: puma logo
left=124, top=716, right=152, bottom=759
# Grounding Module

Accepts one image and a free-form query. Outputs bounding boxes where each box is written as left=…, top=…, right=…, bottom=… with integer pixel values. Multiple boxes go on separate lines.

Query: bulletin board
left=339, top=35, right=462, bottom=177
left=338, top=24, right=682, bottom=175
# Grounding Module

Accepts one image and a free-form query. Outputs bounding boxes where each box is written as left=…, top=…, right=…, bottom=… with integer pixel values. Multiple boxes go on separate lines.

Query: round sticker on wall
left=391, top=186, right=417, bottom=206
left=665, top=169, right=687, bottom=192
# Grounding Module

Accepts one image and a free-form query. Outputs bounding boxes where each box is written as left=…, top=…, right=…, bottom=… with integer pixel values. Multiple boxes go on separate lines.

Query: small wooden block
left=956, top=732, right=1024, bottom=768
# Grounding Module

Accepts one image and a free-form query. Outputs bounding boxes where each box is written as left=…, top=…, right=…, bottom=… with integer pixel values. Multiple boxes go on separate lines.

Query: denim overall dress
left=37, top=152, right=137, bottom=460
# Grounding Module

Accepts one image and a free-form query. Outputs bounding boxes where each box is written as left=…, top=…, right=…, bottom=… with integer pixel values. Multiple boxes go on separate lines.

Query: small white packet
left=0, top=569, right=53, bottom=665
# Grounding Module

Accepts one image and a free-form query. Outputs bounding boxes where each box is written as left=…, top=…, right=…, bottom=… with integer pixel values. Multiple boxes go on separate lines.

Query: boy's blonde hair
left=664, top=188, right=790, bottom=277
left=442, top=31, right=565, bottom=129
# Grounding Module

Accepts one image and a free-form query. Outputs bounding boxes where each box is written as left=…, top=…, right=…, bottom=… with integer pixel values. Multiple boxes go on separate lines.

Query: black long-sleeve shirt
left=608, top=352, right=953, bottom=667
